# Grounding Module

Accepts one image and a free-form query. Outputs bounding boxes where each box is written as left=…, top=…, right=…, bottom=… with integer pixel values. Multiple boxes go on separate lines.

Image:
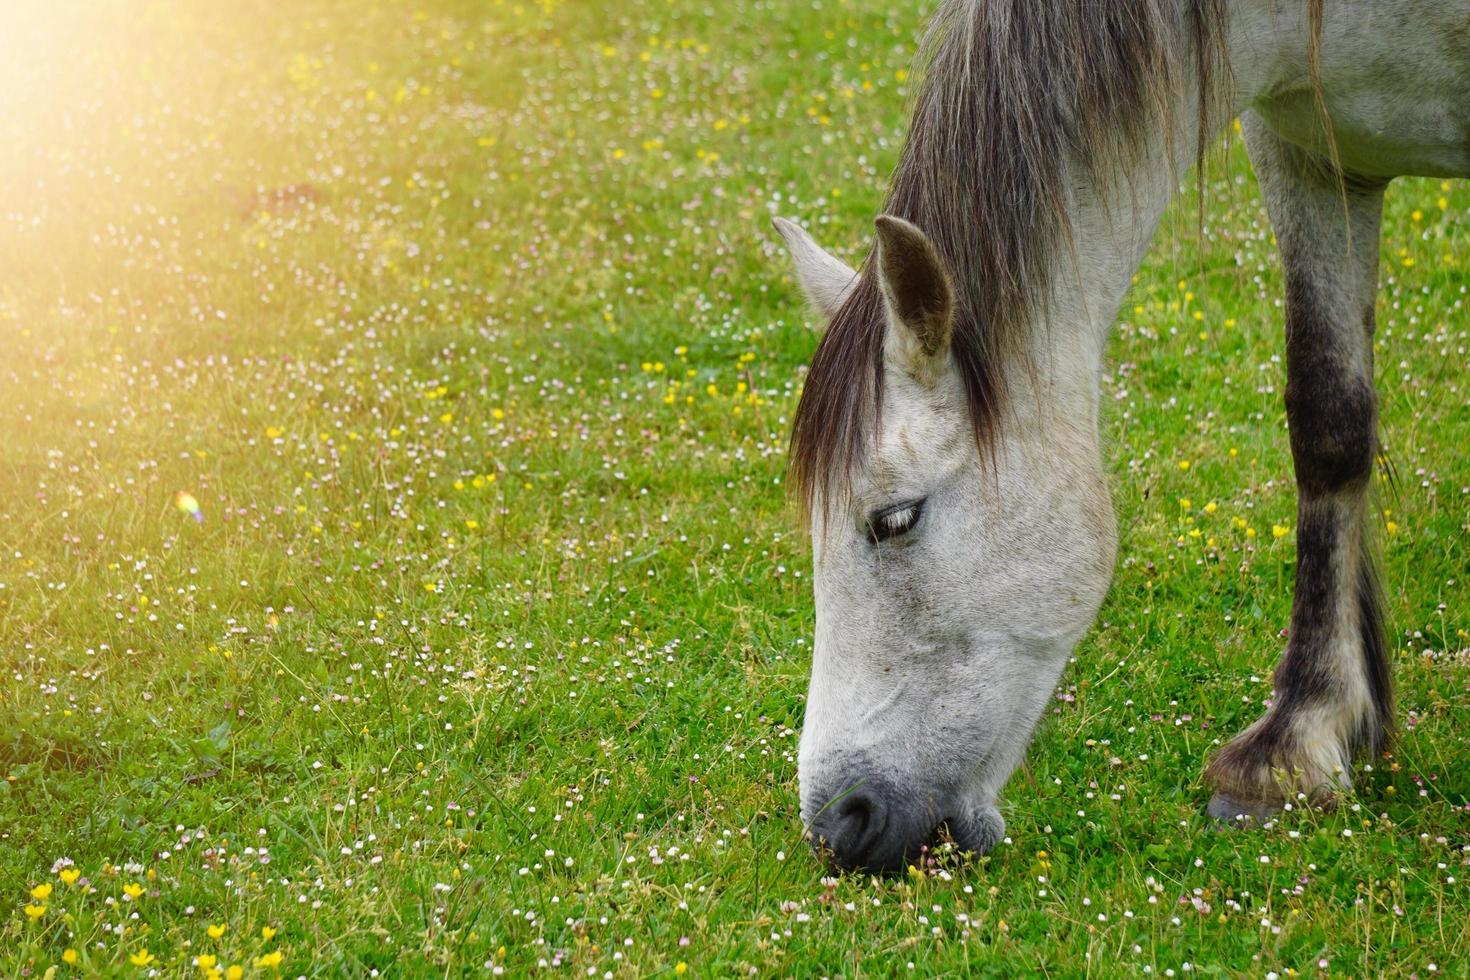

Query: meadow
left=2, top=0, right=1469, bottom=974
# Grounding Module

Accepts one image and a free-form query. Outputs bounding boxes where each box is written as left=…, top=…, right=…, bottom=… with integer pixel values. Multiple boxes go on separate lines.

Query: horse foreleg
left=1205, top=112, right=1394, bottom=821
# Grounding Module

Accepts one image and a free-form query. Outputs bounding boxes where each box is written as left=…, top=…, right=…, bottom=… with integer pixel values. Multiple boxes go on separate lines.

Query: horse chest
left=1249, top=1, right=1470, bottom=179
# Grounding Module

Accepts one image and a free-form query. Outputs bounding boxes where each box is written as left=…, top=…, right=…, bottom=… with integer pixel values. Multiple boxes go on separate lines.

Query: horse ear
left=874, top=215, right=954, bottom=372
left=771, top=217, right=858, bottom=320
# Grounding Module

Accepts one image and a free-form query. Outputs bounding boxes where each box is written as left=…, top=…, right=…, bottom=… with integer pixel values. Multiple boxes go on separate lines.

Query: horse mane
left=789, top=0, right=1229, bottom=513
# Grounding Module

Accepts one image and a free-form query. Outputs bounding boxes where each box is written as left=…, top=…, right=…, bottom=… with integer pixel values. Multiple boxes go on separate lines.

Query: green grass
left=2, top=0, right=1468, bottom=975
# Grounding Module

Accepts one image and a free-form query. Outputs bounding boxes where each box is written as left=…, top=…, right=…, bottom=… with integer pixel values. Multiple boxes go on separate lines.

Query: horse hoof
left=1206, top=792, right=1279, bottom=825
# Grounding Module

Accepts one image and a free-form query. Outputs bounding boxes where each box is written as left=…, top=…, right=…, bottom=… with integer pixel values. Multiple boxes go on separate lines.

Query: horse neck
left=1013, top=84, right=1264, bottom=452
left=995, top=161, right=1182, bottom=459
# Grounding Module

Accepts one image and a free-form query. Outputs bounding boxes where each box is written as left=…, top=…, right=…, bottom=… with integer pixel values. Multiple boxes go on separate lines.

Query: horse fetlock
left=1204, top=711, right=1355, bottom=821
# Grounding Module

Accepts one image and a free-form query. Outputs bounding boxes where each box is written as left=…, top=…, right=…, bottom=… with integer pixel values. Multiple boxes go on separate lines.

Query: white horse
left=773, top=0, right=1469, bottom=872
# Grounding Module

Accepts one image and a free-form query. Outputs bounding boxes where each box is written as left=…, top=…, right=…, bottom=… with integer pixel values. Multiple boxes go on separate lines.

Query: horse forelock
left=788, top=0, right=1230, bottom=516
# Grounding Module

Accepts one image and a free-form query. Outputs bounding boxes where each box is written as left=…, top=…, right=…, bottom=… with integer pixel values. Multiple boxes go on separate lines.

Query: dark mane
left=789, top=0, right=1228, bottom=511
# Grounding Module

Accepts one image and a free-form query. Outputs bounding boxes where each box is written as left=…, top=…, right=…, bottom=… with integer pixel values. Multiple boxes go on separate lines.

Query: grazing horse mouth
left=804, top=773, right=1004, bottom=875
left=809, top=808, right=1004, bottom=875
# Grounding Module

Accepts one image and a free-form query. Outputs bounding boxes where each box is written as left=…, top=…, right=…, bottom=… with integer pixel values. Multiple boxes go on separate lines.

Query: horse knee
left=1284, top=371, right=1375, bottom=494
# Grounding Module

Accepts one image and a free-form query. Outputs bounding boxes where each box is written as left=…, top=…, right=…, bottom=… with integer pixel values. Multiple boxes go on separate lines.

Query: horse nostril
left=837, top=792, right=879, bottom=841
left=810, top=786, right=889, bottom=869
left=839, top=794, right=871, bottom=834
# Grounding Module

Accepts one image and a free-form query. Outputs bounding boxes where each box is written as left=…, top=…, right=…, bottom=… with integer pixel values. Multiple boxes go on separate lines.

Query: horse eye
left=867, top=499, right=926, bottom=543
